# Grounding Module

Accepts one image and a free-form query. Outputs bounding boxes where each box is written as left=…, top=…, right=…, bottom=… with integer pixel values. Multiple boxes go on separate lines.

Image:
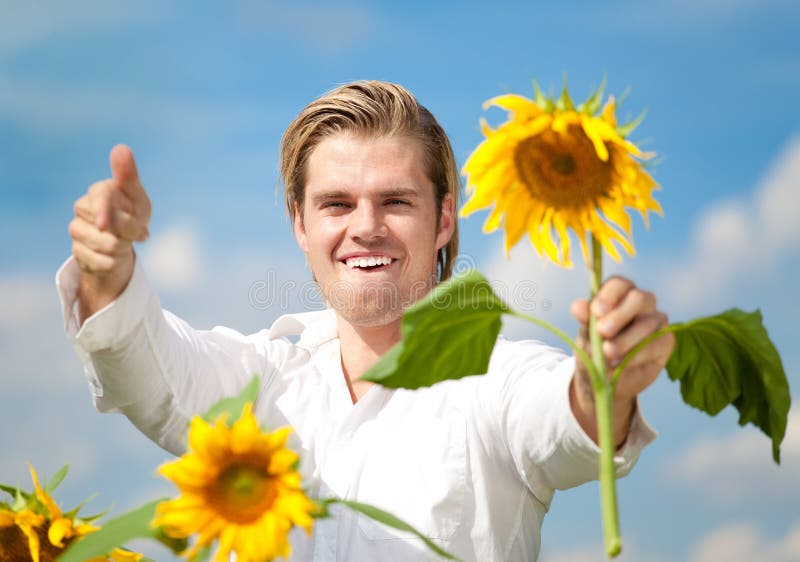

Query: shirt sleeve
left=55, top=256, right=285, bottom=455
left=476, top=338, right=657, bottom=509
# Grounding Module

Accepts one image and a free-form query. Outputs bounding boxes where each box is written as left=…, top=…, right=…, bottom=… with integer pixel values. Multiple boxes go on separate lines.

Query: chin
left=332, top=301, right=404, bottom=328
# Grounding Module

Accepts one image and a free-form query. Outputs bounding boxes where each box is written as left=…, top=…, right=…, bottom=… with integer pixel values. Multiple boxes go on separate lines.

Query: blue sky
left=1, top=1, right=798, bottom=560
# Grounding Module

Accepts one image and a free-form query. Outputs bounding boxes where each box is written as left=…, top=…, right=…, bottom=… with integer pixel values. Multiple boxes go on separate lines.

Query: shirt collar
left=268, top=308, right=339, bottom=350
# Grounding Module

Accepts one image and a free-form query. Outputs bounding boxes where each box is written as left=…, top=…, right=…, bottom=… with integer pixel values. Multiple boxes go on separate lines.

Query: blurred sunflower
left=154, top=403, right=317, bottom=562
left=461, top=80, right=662, bottom=267
left=0, top=465, right=141, bottom=562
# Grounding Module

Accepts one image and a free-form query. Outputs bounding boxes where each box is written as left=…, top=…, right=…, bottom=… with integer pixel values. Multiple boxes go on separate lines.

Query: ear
left=435, top=192, right=455, bottom=251
left=293, top=206, right=309, bottom=253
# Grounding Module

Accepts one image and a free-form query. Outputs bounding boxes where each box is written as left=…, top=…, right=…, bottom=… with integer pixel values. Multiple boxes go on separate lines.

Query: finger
left=110, top=144, right=139, bottom=184
left=109, top=144, right=150, bottom=210
left=603, top=311, right=668, bottom=364
left=110, top=207, right=149, bottom=242
left=69, top=216, right=133, bottom=256
left=88, top=182, right=134, bottom=232
left=591, top=275, right=636, bottom=317
left=72, top=239, right=116, bottom=274
left=570, top=298, right=590, bottom=325
left=614, top=331, right=675, bottom=398
left=85, top=180, right=114, bottom=231
left=74, top=195, right=96, bottom=225
left=596, top=288, right=657, bottom=339
left=619, top=331, right=675, bottom=373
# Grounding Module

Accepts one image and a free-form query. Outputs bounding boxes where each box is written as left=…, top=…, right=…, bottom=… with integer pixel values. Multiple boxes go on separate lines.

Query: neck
left=336, top=314, right=402, bottom=402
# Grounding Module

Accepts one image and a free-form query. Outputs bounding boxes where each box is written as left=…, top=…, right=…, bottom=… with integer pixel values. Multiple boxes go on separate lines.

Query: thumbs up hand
left=69, top=145, right=153, bottom=322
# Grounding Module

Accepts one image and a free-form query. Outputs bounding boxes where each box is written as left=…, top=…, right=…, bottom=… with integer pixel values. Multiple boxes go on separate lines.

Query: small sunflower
left=461, top=80, right=662, bottom=267
left=0, top=465, right=140, bottom=562
left=153, top=403, right=317, bottom=562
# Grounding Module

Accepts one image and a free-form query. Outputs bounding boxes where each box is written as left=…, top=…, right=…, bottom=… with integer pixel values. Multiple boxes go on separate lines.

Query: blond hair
left=279, top=80, right=460, bottom=281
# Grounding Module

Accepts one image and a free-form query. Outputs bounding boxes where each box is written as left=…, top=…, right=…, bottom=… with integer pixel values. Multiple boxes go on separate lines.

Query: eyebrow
left=310, top=187, right=422, bottom=206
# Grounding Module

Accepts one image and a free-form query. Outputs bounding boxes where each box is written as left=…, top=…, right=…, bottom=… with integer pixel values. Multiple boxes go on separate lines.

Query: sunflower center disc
left=552, top=154, right=576, bottom=175
left=513, top=125, right=613, bottom=208
left=209, top=463, right=277, bottom=523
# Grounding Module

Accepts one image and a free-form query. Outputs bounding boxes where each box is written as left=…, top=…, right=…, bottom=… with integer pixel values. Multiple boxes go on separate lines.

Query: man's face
left=294, top=133, right=454, bottom=328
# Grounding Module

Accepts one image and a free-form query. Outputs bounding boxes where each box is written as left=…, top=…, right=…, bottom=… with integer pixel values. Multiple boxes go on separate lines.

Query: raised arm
left=61, top=147, right=279, bottom=455
left=69, top=144, right=152, bottom=324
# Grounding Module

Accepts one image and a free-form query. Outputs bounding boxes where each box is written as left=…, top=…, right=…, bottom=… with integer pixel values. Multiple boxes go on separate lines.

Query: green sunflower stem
left=588, top=235, right=622, bottom=558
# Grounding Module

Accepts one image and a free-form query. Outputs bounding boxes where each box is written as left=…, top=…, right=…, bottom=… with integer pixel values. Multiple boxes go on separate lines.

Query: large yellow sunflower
left=0, top=465, right=141, bottom=562
left=153, top=403, right=317, bottom=562
left=461, top=82, right=662, bottom=267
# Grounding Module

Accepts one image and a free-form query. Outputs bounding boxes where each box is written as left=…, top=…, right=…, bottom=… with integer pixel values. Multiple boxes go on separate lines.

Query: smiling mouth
left=343, top=256, right=396, bottom=271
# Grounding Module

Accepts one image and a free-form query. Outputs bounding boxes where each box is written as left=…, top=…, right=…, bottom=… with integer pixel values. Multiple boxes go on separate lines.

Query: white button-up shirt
left=57, top=257, right=656, bottom=562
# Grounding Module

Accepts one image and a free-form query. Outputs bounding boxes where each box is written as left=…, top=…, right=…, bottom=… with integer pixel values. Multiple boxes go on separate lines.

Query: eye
left=321, top=201, right=350, bottom=209
left=386, top=199, right=411, bottom=206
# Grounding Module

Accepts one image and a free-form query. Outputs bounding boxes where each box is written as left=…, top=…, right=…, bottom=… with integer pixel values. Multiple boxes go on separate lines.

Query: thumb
left=109, top=144, right=140, bottom=185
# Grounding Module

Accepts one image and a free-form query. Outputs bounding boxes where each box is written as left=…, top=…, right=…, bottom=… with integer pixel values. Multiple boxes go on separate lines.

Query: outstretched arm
left=569, top=276, right=675, bottom=448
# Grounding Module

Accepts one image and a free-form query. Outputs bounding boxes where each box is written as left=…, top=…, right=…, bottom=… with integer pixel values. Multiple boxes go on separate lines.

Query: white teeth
left=345, top=256, right=394, bottom=268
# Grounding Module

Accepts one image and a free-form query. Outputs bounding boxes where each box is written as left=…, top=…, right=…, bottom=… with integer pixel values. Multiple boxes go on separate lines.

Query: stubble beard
left=321, top=275, right=436, bottom=328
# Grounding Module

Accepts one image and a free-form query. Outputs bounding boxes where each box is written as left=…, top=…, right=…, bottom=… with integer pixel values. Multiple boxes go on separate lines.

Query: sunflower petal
left=230, top=404, right=264, bottom=455
left=502, top=192, right=533, bottom=255
left=552, top=213, right=573, bottom=268
left=460, top=160, right=515, bottom=217
left=600, top=197, right=633, bottom=237
left=48, top=516, right=73, bottom=547
left=483, top=94, right=542, bottom=118
left=601, top=96, right=617, bottom=127
left=580, top=115, right=610, bottom=162
left=28, top=464, right=62, bottom=519
left=109, top=548, right=144, bottom=562
left=15, top=511, right=43, bottom=562
left=479, top=117, right=494, bottom=138
left=539, top=209, right=563, bottom=265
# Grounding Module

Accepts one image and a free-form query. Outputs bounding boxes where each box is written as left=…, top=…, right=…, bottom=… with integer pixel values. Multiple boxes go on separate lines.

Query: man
left=59, top=81, right=674, bottom=561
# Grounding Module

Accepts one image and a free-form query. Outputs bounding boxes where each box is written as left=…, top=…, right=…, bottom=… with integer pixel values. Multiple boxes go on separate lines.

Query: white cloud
left=689, top=521, right=800, bottom=562
left=543, top=521, right=800, bottom=562
left=0, top=274, right=54, bottom=331
left=662, top=136, right=800, bottom=312
left=141, top=222, right=203, bottom=292
left=668, top=407, right=800, bottom=506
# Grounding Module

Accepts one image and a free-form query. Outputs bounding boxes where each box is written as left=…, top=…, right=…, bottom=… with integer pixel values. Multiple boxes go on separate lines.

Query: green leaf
left=580, top=75, right=607, bottom=115
left=666, top=309, right=791, bottom=463
left=323, top=498, right=460, bottom=560
left=202, top=374, right=260, bottom=425
left=361, top=270, right=509, bottom=389
left=193, top=544, right=213, bottom=562
left=0, top=483, right=29, bottom=502
left=153, top=526, right=190, bottom=554
left=556, top=82, right=575, bottom=111
left=12, top=487, right=26, bottom=511
left=532, top=80, right=547, bottom=107
left=46, top=464, right=69, bottom=493
left=616, top=107, right=647, bottom=138
left=58, top=499, right=166, bottom=562
left=63, top=493, right=102, bottom=522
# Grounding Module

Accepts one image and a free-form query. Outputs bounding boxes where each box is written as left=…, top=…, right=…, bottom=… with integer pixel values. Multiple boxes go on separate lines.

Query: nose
left=349, top=201, right=388, bottom=241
